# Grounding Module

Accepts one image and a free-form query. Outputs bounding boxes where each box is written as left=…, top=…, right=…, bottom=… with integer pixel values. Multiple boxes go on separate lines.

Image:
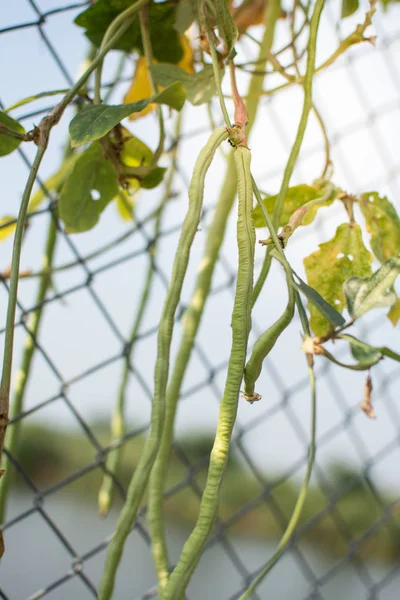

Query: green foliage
left=344, top=257, right=400, bottom=319
left=304, top=223, right=373, bottom=335
left=29, top=153, right=79, bottom=212
left=151, top=64, right=219, bottom=105
left=291, top=272, right=346, bottom=329
left=174, top=0, right=196, bottom=33
left=213, top=0, right=238, bottom=58
left=59, top=142, right=119, bottom=233
left=69, top=82, right=186, bottom=147
left=0, top=111, right=25, bottom=157
left=359, top=192, right=400, bottom=262
left=120, top=133, right=167, bottom=189
left=341, top=0, right=359, bottom=18
left=253, top=184, right=332, bottom=228
left=74, top=0, right=183, bottom=62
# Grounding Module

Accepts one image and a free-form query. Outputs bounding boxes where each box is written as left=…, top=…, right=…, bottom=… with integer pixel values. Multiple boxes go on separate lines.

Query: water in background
left=1, top=491, right=399, bottom=599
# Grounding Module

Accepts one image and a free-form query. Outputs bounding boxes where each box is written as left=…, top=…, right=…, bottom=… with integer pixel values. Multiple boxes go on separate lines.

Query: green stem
left=147, top=5, right=281, bottom=595
left=204, top=23, right=231, bottom=128
left=239, top=361, right=317, bottom=600
left=0, top=217, right=57, bottom=523
left=139, top=6, right=165, bottom=165
left=251, top=0, right=325, bottom=306
left=0, top=145, right=47, bottom=467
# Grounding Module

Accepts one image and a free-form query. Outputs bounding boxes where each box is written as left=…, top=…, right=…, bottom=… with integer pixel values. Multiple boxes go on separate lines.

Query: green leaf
left=174, top=0, right=196, bottom=33
left=28, top=153, right=79, bottom=213
left=253, top=184, right=332, bottom=229
left=0, top=111, right=25, bottom=157
left=151, top=64, right=219, bottom=105
left=344, top=257, right=400, bottom=318
left=75, top=0, right=183, bottom=63
left=340, top=333, right=400, bottom=365
left=69, top=83, right=186, bottom=147
left=59, top=142, right=119, bottom=233
left=340, top=334, right=383, bottom=365
left=214, top=0, right=238, bottom=57
left=120, top=134, right=166, bottom=189
left=141, top=167, right=167, bottom=189
left=291, top=273, right=346, bottom=329
left=341, top=0, right=359, bottom=17
left=304, top=223, right=373, bottom=335
left=359, top=192, right=400, bottom=262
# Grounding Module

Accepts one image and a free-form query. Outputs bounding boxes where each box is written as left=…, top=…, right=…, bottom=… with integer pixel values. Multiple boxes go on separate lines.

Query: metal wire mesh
left=0, top=1, right=400, bottom=599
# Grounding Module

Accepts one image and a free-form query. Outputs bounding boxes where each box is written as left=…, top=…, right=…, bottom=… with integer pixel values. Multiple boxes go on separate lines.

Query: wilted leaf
left=151, top=64, right=218, bottom=105
left=304, top=223, right=373, bottom=335
left=253, top=184, right=334, bottom=229
left=75, top=0, right=183, bottom=62
left=29, top=153, right=79, bottom=213
left=174, top=0, right=196, bottom=32
left=0, top=111, right=25, bottom=157
left=115, top=189, right=135, bottom=221
left=232, top=0, right=267, bottom=31
left=344, top=257, right=400, bottom=319
left=214, top=0, right=238, bottom=57
left=69, top=83, right=186, bottom=147
left=124, top=35, right=193, bottom=120
left=387, top=296, right=400, bottom=325
left=359, top=192, right=400, bottom=263
left=59, top=142, right=119, bottom=233
left=124, top=57, right=156, bottom=120
left=0, top=216, right=16, bottom=242
left=341, top=0, right=359, bottom=18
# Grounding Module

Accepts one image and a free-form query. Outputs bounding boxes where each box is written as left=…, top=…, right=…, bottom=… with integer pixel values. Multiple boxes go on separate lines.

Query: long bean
left=163, top=145, right=255, bottom=599
left=243, top=257, right=295, bottom=401
left=98, top=126, right=229, bottom=600
left=147, top=3, right=281, bottom=593
left=98, top=123, right=180, bottom=517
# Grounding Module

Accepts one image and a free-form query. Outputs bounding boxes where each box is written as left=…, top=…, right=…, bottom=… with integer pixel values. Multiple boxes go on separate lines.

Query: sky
left=0, top=0, right=400, bottom=495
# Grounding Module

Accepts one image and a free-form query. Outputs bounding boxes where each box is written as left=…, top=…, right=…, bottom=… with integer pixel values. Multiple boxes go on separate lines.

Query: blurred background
left=0, top=0, right=400, bottom=598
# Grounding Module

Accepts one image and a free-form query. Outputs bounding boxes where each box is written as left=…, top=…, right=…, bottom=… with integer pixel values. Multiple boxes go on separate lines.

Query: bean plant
left=0, top=0, right=400, bottom=597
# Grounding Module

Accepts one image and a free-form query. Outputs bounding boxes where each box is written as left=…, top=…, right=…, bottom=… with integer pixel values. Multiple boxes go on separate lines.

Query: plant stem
left=0, top=216, right=57, bottom=523
left=204, top=23, right=231, bottom=128
left=147, top=1, right=281, bottom=596
left=139, top=6, right=165, bottom=165
left=251, top=0, right=325, bottom=307
left=0, top=145, right=47, bottom=468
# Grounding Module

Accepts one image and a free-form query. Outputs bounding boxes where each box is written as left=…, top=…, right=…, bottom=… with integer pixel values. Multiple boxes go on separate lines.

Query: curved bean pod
left=243, top=257, right=295, bottom=401
left=162, top=145, right=255, bottom=600
left=98, top=126, right=228, bottom=600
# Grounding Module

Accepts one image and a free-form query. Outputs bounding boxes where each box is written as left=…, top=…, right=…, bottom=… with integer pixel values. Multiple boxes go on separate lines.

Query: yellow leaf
left=388, top=297, right=400, bottom=326
left=124, top=36, right=193, bottom=120
left=124, top=57, right=156, bottom=120
left=115, top=190, right=135, bottom=221
left=0, top=217, right=16, bottom=242
left=178, top=35, right=194, bottom=73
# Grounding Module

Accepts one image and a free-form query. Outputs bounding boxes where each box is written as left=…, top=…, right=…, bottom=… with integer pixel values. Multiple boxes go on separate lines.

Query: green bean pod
left=163, top=144, right=255, bottom=600
left=243, top=257, right=295, bottom=401
left=98, top=126, right=228, bottom=600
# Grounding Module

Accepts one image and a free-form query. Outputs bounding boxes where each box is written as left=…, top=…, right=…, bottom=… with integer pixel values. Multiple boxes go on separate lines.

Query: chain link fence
left=1, top=1, right=400, bottom=598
